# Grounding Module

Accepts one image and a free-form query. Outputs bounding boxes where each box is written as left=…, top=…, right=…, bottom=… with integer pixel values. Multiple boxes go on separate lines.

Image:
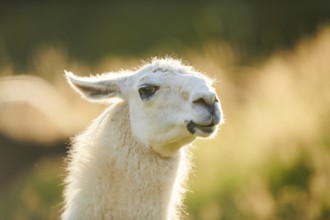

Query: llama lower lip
left=187, top=121, right=215, bottom=135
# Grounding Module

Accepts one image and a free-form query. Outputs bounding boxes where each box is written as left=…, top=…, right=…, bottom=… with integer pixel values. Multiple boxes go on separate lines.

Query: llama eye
left=138, top=85, right=159, bottom=100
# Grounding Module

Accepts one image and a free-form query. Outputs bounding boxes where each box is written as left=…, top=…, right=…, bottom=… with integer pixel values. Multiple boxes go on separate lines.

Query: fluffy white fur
left=62, top=58, right=223, bottom=220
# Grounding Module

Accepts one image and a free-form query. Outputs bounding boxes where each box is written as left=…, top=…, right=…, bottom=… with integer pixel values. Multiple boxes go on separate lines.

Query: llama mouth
left=186, top=121, right=216, bottom=135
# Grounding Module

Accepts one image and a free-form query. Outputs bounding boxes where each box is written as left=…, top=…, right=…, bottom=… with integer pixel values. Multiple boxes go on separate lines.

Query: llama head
left=66, top=58, right=223, bottom=156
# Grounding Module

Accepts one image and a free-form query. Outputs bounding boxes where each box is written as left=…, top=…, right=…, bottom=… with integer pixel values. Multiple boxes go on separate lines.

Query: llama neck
left=64, top=101, right=190, bottom=220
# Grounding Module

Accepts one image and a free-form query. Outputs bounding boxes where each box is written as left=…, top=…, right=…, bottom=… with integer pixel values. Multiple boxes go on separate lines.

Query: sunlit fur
left=62, top=58, right=222, bottom=219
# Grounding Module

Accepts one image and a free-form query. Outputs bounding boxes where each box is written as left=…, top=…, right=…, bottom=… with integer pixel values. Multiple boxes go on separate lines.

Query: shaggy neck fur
left=62, top=101, right=190, bottom=220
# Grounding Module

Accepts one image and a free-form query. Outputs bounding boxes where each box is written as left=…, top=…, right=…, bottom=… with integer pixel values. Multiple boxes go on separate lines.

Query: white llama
left=62, top=58, right=223, bottom=220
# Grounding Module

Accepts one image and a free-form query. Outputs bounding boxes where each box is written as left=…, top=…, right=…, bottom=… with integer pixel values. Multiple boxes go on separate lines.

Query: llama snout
left=187, top=95, right=222, bottom=136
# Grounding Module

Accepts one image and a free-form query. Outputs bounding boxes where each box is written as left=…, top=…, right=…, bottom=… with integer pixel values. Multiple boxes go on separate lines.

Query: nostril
left=193, top=97, right=216, bottom=116
left=193, top=92, right=217, bottom=107
left=193, top=98, right=208, bottom=107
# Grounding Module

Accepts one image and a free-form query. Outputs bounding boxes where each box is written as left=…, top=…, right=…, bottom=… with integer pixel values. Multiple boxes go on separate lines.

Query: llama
left=62, top=58, right=223, bottom=220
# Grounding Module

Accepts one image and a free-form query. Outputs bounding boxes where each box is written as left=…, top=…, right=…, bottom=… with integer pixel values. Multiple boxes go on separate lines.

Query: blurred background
left=1, top=0, right=330, bottom=219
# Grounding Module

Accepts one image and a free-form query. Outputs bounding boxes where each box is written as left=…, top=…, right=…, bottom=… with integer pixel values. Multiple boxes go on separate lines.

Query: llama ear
left=65, top=70, right=124, bottom=102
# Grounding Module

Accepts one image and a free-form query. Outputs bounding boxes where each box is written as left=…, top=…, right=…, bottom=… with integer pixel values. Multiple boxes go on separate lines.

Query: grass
left=0, top=157, right=64, bottom=220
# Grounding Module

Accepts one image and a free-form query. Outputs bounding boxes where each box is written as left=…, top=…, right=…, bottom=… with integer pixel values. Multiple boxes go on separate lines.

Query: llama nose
left=193, top=92, right=216, bottom=106
left=193, top=93, right=217, bottom=115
